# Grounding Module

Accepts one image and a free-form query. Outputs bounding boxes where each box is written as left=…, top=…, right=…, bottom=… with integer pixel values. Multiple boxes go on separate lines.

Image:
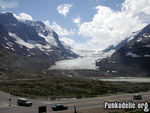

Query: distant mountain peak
left=0, top=12, right=78, bottom=71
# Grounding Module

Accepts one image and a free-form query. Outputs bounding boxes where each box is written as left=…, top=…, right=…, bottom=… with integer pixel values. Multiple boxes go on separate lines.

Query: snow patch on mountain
left=126, top=52, right=140, bottom=57
left=38, top=33, right=58, bottom=47
left=27, top=39, right=37, bottom=44
left=137, top=38, right=142, bottom=42
left=8, top=32, right=52, bottom=52
left=35, top=43, right=52, bottom=52
left=9, top=32, right=35, bottom=49
left=127, top=30, right=141, bottom=42
left=144, top=55, right=150, bottom=57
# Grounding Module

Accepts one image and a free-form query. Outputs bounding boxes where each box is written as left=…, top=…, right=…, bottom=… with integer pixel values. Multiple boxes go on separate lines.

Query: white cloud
left=60, top=37, right=88, bottom=52
left=57, top=4, right=72, bottom=16
left=73, top=16, right=81, bottom=26
left=122, top=0, right=150, bottom=15
left=60, top=37, right=77, bottom=49
left=13, top=13, right=33, bottom=21
left=0, top=0, right=18, bottom=9
left=122, top=0, right=150, bottom=23
left=60, top=37, right=101, bottom=56
left=44, top=20, right=75, bottom=37
left=78, top=0, right=150, bottom=50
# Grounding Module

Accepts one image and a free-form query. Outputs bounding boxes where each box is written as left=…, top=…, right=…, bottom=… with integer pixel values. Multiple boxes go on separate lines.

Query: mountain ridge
left=0, top=12, right=78, bottom=71
left=96, top=24, right=150, bottom=76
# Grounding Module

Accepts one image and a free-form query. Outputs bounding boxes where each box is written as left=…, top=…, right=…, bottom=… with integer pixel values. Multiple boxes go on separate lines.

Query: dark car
left=17, top=98, right=32, bottom=107
left=52, top=104, right=68, bottom=111
left=133, top=94, right=142, bottom=100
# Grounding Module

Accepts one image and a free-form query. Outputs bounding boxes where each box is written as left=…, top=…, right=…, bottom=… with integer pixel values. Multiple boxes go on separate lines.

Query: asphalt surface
left=0, top=91, right=150, bottom=113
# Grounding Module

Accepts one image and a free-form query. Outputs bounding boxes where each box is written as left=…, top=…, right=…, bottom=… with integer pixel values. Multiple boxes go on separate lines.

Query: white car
left=17, top=98, right=32, bottom=107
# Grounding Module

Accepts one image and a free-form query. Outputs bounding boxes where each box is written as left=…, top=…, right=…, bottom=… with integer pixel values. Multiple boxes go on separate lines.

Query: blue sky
left=0, top=0, right=150, bottom=51
left=9, top=0, right=124, bottom=23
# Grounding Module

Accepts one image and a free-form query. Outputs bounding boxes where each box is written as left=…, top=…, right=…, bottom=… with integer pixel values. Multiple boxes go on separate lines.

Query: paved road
left=0, top=91, right=150, bottom=113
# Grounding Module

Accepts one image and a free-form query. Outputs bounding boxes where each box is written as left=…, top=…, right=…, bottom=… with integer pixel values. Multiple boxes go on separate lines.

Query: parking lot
left=1, top=91, right=150, bottom=113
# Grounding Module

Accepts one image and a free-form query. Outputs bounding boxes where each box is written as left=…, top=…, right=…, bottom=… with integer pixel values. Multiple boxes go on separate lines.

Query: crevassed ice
left=49, top=56, right=101, bottom=70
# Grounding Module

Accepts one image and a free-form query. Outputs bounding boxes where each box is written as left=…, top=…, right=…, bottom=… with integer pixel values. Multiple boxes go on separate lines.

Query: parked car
left=52, top=104, right=68, bottom=111
left=17, top=98, right=32, bottom=107
left=133, top=94, right=142, bottom=100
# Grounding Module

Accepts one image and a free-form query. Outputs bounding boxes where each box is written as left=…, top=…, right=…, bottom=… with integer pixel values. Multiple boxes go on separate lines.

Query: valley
left=1, top=69, right=150, bottom=113
left=0, top=2, right=150, bottom=112
left=1, top=67, right=150, bottom=99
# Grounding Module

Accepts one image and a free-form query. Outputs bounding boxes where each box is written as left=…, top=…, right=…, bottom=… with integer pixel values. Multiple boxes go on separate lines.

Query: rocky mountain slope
left=0, top=12, right=78, bottom=71
left=96, top=24, right=150, bottom=76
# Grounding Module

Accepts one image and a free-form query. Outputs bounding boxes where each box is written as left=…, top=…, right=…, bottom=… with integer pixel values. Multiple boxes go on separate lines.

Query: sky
left=0, top=0, right=150, bottom=52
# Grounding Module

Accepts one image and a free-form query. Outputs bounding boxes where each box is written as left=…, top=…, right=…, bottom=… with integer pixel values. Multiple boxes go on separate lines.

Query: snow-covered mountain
left=96, top=24, right=150, bottom=76
left=98, top=30, right=141, bottom=58
left=102, top=30, right=141, bottom=53
left=0, top=12, right=78, bottom=70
